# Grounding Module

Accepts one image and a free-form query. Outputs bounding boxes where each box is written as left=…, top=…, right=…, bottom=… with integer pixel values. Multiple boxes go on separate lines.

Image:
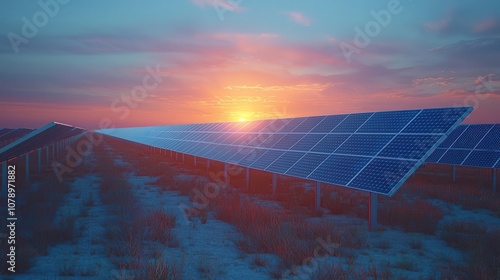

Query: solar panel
left=0, top=122, right=86, bottom=162
left=0, top=128, right=34, bottom=147
left=427, top=124, right=500, bottom=168
left=96, top=107, right=472, bottom=196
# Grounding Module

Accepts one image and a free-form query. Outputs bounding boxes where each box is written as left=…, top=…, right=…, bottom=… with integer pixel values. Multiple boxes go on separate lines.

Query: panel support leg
left=224, top=163, right=228, bottom=178
left=37, top=148, right=42, bottom=174
left=452, top=165, right=457, bottom=182
left=175, top=152, right=178, bottom=161
left=25, top=153, right=30, bottom=184
left=493, top=169, right=497, bottom=193
left=182, top=153, right=185, bottom=163
left=272, top=173, right=277, bottom=195
left=315, top=181, right=321, bottom=211
left=52, top=143, right=55, bottom=159
left=207, top=159, right=210, bottom=171
left=194, top=156, right=197, bottom=167
left=369, top=193, right=378, bottom=231
left=245, top=168, right=250, bottom=191
left=170, top=150, right=173, bottom=158
left=45, top=146, right=49, bottom=164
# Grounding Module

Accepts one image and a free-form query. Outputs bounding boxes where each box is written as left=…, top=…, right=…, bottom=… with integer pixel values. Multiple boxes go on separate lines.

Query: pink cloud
left=424, top=18, right=450, bottom=32
left=474, top=18, right=500, bottom=33
left=285, top=11, right=311, bottom=26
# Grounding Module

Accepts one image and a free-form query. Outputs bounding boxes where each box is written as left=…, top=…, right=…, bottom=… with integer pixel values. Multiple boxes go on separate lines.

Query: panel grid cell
left=271, top=134, right=306, bottom=150
left=265, top=151, right=306, bottom=174
left=335, top=134, right=394, bottom=157
left=292, top=116, right=326, bottom=133
left=308, top=155, right=371, bottom=186
left=310, top=134, right=350, bottom=153
left=358, top=110, right=419, bottom=133
left=250, top=150, right=285, bottom=170
left=290, top=134, right=326, bottom=152
left=332, top=113, right=373, bottom=133
left=285, top=153, right=329, bottom=178
left=310, top=115, right=348, bottom=133
left=451, top=125, right=493, bottom=149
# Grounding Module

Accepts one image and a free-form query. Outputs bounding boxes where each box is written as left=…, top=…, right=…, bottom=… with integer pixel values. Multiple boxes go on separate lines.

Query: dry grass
left=379, top=198, right=443, bottom=234
left=211, top=193, right=362, bottom=269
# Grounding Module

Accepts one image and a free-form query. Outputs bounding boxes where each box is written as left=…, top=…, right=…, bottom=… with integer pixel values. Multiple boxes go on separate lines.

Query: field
left=1, top=136, right=499, bottom=279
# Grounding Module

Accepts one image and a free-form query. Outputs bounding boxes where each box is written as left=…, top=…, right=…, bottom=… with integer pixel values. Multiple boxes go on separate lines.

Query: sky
left=0, top=0, right=499, bottom=129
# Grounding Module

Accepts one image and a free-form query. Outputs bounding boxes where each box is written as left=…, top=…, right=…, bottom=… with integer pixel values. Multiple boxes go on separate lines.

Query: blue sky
left=1, top=0, right=499, bottom=129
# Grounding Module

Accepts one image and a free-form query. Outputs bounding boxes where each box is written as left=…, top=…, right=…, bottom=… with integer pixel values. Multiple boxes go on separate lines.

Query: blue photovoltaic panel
left=349, top=158, right=416, bottom=195
left=379, top=135, right=443, bottom=160
left=265, top=151, right=305, bottom=174
left=310, top=134, right=349, bottom=153
left=285, top=153, right=329, bottom=178
left=206, top=145, right=226, bottom=158
left=237, top=148, right=267, bottom=166
left=438, top=125, right=467, bottom=148
left=402, top=107, right=470, bottom=134
left=198, top=144, right=218, bottom=157
left=358, top=110, right=419, bottom=133
left=451, top=125, right=493, bottom=149
left=292, top=116, right=326, bottom=133
left=215, top=146, right=240, bottom=162
left=226, top=146, right=254, bottom=164
left=427, top=124, right=500, bottom=169
left=308, top=155, right=371, bottom=186
left=97, top=107, right=473, bottom=196
left=335, top=134, right=393, bottom=156
left=476, top=124, right=500, bottom=150
left=0, top=122, right=85, bottom=162
left=310, top=115, right=347, bottom=133
left=259, top=119, right=288, bottom=133
left=427, top=148, right=447, bottom=162
left=496, top=159, right=500, bottom=169
left=250, top=150, right=285, bottom=170
left=332, top=113, right=373, bottom=133
left=271, top=134, right=305, bottom=150
left=258, top=134, right=286, bottom=148
left=290, top=134, right=326, bottom=151
left=276, top=118, right=306, bottom=133
left=439, top=149, right=470, bottom=165
left=462, top=151, right=500, bottom=168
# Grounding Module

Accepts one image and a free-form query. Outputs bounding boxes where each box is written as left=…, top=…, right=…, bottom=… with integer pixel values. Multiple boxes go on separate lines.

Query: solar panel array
left=0, top=128, right=34, bottom=148
left=427, top=124, right=500, bottom=169
left=0, top=122, right=86, bottom=163
left=97, top=107, right=472, bottom=196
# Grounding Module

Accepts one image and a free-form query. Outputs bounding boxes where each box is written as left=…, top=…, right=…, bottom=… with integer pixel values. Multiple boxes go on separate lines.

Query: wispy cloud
left=192, top=0, right=244, bottom=12
left=474, top=18, right=500, bottom=34
left=284, top=11, right=311, bottom=26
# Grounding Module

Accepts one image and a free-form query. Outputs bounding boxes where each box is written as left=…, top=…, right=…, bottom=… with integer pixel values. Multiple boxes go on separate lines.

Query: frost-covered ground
left=9, top=143, right=500, bottom=279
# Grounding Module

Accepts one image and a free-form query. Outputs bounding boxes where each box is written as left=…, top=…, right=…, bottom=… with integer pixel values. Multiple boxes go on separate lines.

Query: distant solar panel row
left=0, top=128, right=34, bottom=147
left=97, top=107, right=472, bottom=196
left=427, top=124, right=500, bottom=168
left=0, top=122, right=86, bottom=162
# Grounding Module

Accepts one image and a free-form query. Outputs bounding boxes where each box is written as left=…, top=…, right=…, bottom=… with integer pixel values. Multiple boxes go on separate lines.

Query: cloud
left=284, top=11, right=311, bottom=26
left=474, top=18, right=500, bottom=34
left=191, top=0, right=244, bottom=12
